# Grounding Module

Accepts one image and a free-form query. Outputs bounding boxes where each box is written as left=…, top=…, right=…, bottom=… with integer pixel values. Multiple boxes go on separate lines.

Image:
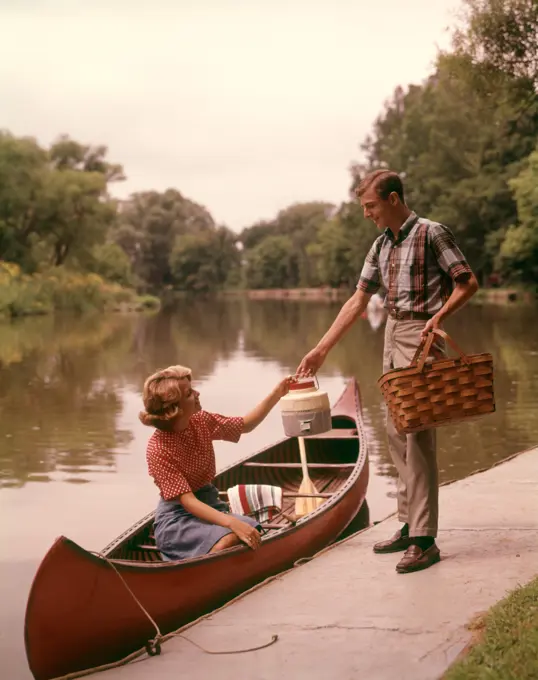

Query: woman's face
left=178, top=376, right=201, bottom=419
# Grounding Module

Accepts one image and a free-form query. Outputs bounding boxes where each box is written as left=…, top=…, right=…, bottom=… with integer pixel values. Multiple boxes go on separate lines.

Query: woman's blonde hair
left=139, top=365, right=192, bottom=428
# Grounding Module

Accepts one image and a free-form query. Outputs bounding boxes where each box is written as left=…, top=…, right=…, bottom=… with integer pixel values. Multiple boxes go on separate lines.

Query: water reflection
left=0, top=299, right=537, bottom=491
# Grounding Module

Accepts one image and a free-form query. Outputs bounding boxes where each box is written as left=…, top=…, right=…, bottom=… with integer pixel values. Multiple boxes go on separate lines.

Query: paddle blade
left=295, top=478, right=325, bottom=518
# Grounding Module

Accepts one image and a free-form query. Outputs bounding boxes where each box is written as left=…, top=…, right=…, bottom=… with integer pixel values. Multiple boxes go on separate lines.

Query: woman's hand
left=272, top=375, right=296, bottom=399
left=228, top=517, right=262, bottom=550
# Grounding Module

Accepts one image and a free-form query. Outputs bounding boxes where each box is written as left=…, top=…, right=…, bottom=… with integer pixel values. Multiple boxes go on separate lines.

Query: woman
left=139, top=365, right=293, bottom=561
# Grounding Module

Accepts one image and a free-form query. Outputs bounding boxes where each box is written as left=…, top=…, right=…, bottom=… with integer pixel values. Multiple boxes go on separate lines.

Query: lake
left=2, top=297, right=538, bottom=679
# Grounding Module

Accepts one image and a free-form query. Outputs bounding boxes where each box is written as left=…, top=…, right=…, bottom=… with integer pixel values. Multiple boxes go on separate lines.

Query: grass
left=0, top=261, right=160, bottom=317
left=444, top=576, right=538, bottom=680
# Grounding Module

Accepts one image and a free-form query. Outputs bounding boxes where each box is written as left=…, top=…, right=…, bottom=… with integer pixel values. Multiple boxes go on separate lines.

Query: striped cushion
left=227, top=484, right=282, bottom=523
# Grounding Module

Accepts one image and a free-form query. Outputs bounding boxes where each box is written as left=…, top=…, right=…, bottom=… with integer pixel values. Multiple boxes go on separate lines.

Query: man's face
left=359, top=186, right=395, bottom=229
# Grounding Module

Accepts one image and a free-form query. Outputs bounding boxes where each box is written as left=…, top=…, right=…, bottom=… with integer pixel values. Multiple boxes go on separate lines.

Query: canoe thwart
left=305, top=428, right=358, bottom=439
left=242, top=462, right=355, bottom=468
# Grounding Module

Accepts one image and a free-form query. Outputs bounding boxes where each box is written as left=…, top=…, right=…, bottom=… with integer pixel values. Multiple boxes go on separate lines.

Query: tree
left=244, top=235, right=298, bottom=289
left=239, top=202, right=335, bottom=289
left=170, top=227, right=241, bottom=293
left=41, top=169, right=117, bottom=266
left=115, top=189, right=215, bottom=291
left=86, top=243, right=134, bottom=286
left=0, top=132, right=48, bottom=268
left=49, top=135, right=126, bottom=183
left=497, top=145, right=538, bottom=284
left=452, top=0, right=538, bottom=88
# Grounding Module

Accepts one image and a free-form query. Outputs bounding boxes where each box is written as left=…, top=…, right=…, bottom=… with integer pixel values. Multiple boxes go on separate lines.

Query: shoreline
left=219, top=287, right=537, bottom=304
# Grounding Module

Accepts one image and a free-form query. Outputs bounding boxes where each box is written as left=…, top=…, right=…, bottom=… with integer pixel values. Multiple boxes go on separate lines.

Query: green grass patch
left=444, top=576, right=538, bottom=680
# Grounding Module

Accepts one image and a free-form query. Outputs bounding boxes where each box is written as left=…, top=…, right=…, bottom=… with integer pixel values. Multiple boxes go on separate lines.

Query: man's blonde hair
left=139, top=365, right=192, bottom=428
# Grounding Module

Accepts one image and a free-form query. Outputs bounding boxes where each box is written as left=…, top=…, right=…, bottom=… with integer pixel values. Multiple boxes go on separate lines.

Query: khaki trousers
left=382, top=318, right=445, bottom=538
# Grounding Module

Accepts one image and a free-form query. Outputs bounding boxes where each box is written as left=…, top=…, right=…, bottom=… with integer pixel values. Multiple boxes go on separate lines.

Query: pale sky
left=0, top=0, right=460, bottom=231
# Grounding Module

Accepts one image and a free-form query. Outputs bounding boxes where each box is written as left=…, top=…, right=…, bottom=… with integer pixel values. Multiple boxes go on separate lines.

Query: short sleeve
left=148, top=450, right=192, bottom=500
left=428, top=223, right=473, bottom=281
left=202, top=412, right=244, bottom=442
left=357, top=237, right=382, bottom=294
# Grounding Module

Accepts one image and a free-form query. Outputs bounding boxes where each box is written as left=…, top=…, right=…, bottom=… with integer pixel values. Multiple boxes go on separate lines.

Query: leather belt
left=387, top=308, right=433, bottom=321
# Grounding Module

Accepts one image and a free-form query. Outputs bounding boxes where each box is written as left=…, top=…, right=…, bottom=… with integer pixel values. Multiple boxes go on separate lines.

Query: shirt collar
left=384, top=212, right=419, bottom=244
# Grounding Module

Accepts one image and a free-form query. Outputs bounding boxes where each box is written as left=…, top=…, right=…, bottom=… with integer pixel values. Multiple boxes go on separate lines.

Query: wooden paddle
left=295, top=436, right=325, bottom=517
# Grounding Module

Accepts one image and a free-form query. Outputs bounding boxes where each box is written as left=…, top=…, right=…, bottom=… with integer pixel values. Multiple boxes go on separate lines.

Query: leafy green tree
left=170, top=227, right=240, bottom=293
left=49, top=135, right=126, bottom=183
left=41, top=169, right=117, bottom=266
left=115, top=189, right=215, bottom=292
left=244, top=235, right=298, bottom=289
left=0, top=132, right=48, bottom=268
left=452, top=0, right=538, bottom=88
left=239, top=202, right=335, bottom=289
left=497, top=145, right=538, bottom=283
left=0, top=131, right=124, bottom=271
left=86, top=243, right=134, bottom=286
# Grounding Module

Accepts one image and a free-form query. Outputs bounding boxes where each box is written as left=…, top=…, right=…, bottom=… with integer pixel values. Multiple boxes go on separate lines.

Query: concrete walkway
left=103, top=447, right=538, bottom=680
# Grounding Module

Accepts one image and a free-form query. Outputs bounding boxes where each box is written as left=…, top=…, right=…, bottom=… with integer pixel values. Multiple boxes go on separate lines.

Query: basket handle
left=413, top=328, right=470, bottom=372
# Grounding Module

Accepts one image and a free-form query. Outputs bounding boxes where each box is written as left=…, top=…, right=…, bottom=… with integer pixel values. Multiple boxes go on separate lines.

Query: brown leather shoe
left=373, top=529, right=413, bottom=554
left=396, top=543, right=441, bottom=573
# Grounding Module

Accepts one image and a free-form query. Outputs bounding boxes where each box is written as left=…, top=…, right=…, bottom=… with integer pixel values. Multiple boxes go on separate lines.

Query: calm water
left=2, top=298, right=538, bottom=678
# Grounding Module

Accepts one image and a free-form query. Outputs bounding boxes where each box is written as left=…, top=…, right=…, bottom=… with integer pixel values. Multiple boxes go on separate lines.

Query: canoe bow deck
left=24, top=378, right=369, bottom=680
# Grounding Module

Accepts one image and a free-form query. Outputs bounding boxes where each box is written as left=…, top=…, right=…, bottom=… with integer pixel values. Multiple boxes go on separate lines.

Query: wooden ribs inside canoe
left=24, top=379, right=369, bottom=680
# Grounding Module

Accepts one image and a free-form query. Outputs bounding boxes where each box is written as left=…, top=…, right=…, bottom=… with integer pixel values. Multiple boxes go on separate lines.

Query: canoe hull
left=25, top=379, right=369, bottom=680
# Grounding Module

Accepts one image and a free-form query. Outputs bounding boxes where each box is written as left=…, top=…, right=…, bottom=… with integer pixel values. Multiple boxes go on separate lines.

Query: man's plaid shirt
left=357, top=212, right=473, bottom=314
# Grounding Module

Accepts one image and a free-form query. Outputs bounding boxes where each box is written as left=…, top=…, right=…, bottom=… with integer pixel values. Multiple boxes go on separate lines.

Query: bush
left=0, top=261, right=160, bottom=317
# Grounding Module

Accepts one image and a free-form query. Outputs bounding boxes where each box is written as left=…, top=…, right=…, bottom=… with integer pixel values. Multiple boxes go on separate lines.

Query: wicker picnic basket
left=378, top=328, right=495, bottom=435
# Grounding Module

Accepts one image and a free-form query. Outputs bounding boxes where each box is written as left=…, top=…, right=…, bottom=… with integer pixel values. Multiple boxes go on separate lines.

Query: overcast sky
left=0, top=0, right=460, bottom=231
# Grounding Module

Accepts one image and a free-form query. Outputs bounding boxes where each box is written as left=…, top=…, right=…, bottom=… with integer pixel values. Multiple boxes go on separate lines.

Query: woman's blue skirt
left=153, top=484, right=260, bottom=561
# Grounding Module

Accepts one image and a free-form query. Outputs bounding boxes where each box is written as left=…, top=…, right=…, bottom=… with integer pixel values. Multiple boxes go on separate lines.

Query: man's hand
left=421, top=314, right=443, bottom=338
left=296, top=346, right=327, bottom=376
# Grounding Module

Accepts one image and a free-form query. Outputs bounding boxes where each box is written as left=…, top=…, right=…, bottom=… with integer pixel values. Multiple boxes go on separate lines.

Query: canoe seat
left=137, top=544, right=162, bottom=552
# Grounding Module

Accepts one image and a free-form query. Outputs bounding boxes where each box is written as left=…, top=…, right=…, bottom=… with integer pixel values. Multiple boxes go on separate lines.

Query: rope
left=179, top=633, right=279, bottom=655
left=89, top=552, right=163, bottom=656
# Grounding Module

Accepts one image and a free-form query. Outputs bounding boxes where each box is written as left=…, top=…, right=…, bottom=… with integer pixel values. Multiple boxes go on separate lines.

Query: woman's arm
left=178, top=492, right=262, bottom=549
left=243, top=377, right=292, bottom=433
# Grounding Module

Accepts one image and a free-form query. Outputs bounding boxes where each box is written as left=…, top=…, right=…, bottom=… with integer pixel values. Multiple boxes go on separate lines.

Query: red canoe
left=25, top=379, right=369, bottom=680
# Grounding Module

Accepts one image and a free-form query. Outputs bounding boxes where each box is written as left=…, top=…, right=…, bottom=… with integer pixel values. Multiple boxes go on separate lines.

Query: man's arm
left=297, top=288, right=371, bottom=375
left=422, top=273, right=479, bottom=336
left=422, top=223, right=479, bottom=336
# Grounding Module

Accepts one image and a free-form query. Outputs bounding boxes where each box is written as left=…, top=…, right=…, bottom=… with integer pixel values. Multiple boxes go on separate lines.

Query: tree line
left=1, top=0, right=537, bottom=298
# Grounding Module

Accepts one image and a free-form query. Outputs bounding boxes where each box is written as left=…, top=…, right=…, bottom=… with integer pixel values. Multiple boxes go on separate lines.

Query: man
left=297, top=169, right=478, bottom=573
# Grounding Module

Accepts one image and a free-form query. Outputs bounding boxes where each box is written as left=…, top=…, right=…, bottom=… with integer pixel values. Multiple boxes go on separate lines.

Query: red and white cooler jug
left=279, top=376, right=331, bottom=437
